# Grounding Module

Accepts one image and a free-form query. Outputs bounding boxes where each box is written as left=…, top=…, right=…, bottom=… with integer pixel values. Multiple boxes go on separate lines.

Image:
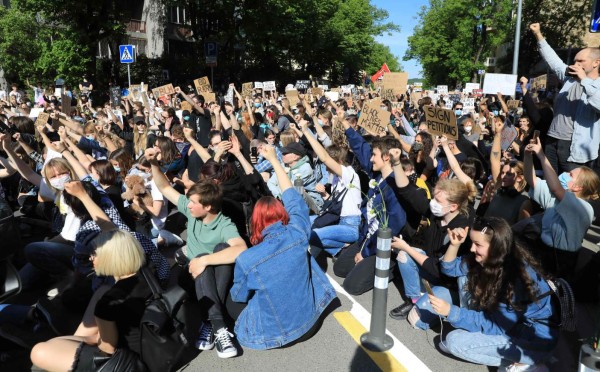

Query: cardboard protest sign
left=286, top=89, right=300, bottom=106
left=141, top=92, right=149, bottom=109
left=424, top=106, right=458, bottom=140
left=464, top=83, right=480, bottom=94
left=437, top=85, right=448, bottom=95
left=357, top=101, right=388, bottom=136
left=330, top=88, right=341, bottom=93
left=295, top=80, right=310, bottom=90
left=254, top=82, right=264, bottom=89
left=381, top=87, right=396, bottom=101
left=242, top=82, right=253, bottom=100
left=61, top=94, right=72, bottom=115
left=318, top=85, right=329, bottom=91
left=194, top=77, right=212, bottom=94
left=34, top=112, right=49, bottom=128
left=482, top=73, right=517, bottom=96
left=332, top=117, right=348, bottom=148
left=507, top=100, right=520, bottom=110
left=383, top=72, right=408, bottom=95
left=181, top=101, right=192, bottom=112
left=128, top=84, right=147, bottom=101
left=311, top=87, right=324, bottom=96
left=500, top=124, right=518, bottom=151
left=203, top=92, right=216, bottom=103
left=263, top=81, right=276, bottom=91
left=411, top=91, right=423, bottom=107
left=152, top=84, right=175, bottom=99
left=530, top=74, right=547, bottom=93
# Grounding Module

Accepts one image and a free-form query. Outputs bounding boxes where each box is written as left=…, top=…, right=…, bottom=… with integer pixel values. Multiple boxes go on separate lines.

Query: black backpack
left=139, top=266, right=199, bottom=372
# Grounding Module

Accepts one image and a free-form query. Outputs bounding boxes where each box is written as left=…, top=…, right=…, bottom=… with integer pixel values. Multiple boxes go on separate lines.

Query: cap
left=133, top=116, right=146, bottom=124
left=280, top=142, right=306, bottom=157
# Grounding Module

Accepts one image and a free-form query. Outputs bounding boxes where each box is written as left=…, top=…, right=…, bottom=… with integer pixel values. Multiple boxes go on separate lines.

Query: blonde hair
left=279, top=130, right=296, bottom=147
left=134, top=124, right=149, bottom=159
left=43, top=158, right=78, bottom=192
left=92, top=230, right=145, bottom=277
left=434, top=179, right=471, bottom=215
left=575, top=166, right=600, bottom=200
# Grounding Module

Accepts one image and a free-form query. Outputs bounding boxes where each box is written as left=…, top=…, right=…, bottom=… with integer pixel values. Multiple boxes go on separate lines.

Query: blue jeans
left=309, top=215, right=361, bottom=256
left=414, top=285, right=456, bottom=330
left=397, top=248, right=436, bottom=299
left=19, top=239, right=74, bottom=290
left=444, top=329, right=554, bottom=367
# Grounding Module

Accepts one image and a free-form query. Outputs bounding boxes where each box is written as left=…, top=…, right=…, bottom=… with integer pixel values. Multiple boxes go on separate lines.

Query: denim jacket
left=539, top=39, right=600, bottom=163
left=231, top=188, right=337, bottom=349
left=345, top=128, right=407, bottom=257
left=441, top=257, right=558, bottom=348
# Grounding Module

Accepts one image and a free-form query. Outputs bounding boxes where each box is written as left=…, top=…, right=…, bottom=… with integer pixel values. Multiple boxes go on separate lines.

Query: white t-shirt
left=148, top=179, right=168, bottom=230
left=331, top=165, right=362, bottom=217
left=39, top=179, right=80, bottom=241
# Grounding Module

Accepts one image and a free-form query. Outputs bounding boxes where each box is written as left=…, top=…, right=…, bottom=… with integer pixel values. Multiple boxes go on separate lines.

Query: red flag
left=371, top=63, right=391, bottom=82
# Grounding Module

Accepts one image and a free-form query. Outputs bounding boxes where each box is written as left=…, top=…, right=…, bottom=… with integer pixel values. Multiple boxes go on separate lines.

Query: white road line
left=327, top=273, right=432, bottom=372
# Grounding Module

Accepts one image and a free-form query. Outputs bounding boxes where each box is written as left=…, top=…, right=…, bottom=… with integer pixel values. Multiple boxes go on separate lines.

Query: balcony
left=127, top=20, right=146, bottom=33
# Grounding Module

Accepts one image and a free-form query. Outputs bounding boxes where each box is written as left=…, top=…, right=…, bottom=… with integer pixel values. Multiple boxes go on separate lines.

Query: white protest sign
left=318, top=85, right=329, bottom=91
left=437, top=85, right=448, bottom=95
left=29, top=108, right=44, bottom=118
left=464, top=98, right=475, bottom=109
left=482, top=73, right=517, bottom=96
left=445, top=101, right=454, bottom=109
left=263, top=81, right=276, bottom=91
left=325, top=91, right=339, bottom=101
left=500, top=124, right=518, bottom=151
left=254, top=82, right=264, bottom=89
left=464, top=83, right=480, bottom=94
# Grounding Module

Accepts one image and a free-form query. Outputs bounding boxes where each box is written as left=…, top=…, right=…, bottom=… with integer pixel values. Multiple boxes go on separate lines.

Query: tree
left=365, top=42, right=403, bottom=74
left=405, top=0, right=513, bottom=87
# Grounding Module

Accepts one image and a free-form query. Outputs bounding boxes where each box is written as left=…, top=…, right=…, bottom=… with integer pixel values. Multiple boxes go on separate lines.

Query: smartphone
left=251, top=147, right=258, bottom=157
left=533, top=130, right=540, bottom=141
left=422, top=279, right=434, bottom=296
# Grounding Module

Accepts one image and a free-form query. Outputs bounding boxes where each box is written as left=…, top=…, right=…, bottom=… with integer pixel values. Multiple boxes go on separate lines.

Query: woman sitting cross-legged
left=425, top=217, right=558, bottom=371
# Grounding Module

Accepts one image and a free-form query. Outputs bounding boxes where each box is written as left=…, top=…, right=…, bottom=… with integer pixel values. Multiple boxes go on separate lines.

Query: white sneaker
left=500, top=363, right=548, bottom=372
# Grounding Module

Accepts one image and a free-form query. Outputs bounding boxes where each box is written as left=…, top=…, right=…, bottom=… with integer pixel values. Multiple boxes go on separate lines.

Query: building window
left=169, top=6, right=187, bottom=25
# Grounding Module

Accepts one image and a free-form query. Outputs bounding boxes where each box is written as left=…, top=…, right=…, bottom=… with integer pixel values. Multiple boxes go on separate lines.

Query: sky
left=372, top=0, right=429, bottom=79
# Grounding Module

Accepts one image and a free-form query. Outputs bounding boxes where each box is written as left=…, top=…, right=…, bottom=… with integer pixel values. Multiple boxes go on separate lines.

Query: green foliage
left=365, top=42, right=403, bottom=74
left=0, top=7, right=43, bottom=83
left=405, top=0, right=513, bottom=87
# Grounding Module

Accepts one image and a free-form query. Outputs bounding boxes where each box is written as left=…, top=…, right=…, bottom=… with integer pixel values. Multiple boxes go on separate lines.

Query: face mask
left=411, top=142, right=424, bottom=153
left=492, top=110, right=499, bottom=116
left=140, top=171, right=151, bottom=181
left=254, top=103, right=261, bottom=108
left=380, top=106, right=388, bottom=111
left=318, top=119, right=324, bottom=126
left=558, top=172, right=571, bottom=190
left=113, top=165, right=121, bottom=173
left=86, top=135, right=95, bottom=141
left=455, top=109, right=463, bottom=116
left=429, top=199, right=447, bottom=217
left=50, top=174, right=71, bottom=191
left=464, top=126, right=472, bottom=134
left=91, top=173, right=99, bottom=182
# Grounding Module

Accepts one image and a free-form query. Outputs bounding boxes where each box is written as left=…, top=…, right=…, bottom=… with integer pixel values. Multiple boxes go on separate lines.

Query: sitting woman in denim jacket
left=426, top=217, right=558, bottom=371
left=229, top=145, right=337, bottom=350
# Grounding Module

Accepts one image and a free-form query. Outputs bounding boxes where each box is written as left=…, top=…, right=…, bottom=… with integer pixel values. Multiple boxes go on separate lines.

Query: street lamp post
left=512, top=0, right=524, bottom=75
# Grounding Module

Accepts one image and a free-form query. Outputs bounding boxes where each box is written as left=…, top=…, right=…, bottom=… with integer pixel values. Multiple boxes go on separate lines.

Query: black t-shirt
left=192, top=108, right=212, bottom=147
left=94, top=274, right=151, bottom=354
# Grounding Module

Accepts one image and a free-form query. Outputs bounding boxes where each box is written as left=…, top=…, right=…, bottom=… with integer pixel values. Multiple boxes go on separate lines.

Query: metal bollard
left=360, top=227, right=394, bottom=351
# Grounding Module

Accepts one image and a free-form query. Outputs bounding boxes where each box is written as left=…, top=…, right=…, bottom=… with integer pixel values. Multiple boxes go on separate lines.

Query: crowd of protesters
left=0, top=22, right=598, bottom=371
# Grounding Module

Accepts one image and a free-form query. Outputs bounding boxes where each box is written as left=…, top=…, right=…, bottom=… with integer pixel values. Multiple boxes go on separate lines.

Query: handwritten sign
left=194, top=77, right=212, bottom=94
left=437, top=85, right=448, bottom=95
left=295, top=80, right=310, bottom=90
left=381, top=87, right=396, bottom=101
left=203, top=92, right=216, bottom=103
left=35, top=112, right=49, bottom=128
left=286, top=89, right=300, bottom=106
left=482, top=73, right=517, bottom=96
left=152, top=84, right=175, bottom=99
left=411, top=91, right=423, bottom=107
left=110, top=87, right=121, bottom=107
left=507, top=100, right=520, bottom=110
left=464, top=98, right=475, bottom=110
left=181, top=101, right=192, bottom=112
left=61, top=94, right=72, bottom=116
left=464, top=83, right=480, bottom=94
left=325, top=91, right=339, bottom=102
left=472, top=89, right=483, bottom=97
left=311, top=87, right=324, bottom=96
left=530, top=74, right=547, bottom=93
left=383, top=72, right=408, bottom=95
left=357, top=101, right=388, bottom=136
left=242, top=82, right=253, bottom=99
left=424, top=106, right=458, bottom=140
left=263, top=81, right=276, bottom=91
left=254, top=82, right=264, bottom=89
left=500, top=123, right=518, bottom=151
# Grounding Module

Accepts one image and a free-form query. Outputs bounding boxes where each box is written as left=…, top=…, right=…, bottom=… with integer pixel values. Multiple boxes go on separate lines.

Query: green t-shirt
left=178, top=194, right=240, bottom=258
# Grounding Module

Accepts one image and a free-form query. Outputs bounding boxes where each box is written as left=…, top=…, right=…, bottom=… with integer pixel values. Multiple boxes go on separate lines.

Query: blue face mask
left=492, top=110, right=499, bottom=116
left=113, top=165, right=121, bottom=173
left=86, top=135, right=95, bottom=141
left=455, top=109, right=462, bottom=116
left=318, top=119, right=324, bottom=126
left=254, top=103, right=261, bottom=108
left=558, top=172, right=571, bottom=190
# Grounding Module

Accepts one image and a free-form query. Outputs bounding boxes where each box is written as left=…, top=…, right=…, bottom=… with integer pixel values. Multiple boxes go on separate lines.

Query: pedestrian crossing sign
left=119, top=45, right=135, bottom=64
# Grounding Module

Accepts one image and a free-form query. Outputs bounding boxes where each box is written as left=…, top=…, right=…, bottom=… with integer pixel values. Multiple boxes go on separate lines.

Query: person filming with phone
left=529, top=23, right=600, bottom=174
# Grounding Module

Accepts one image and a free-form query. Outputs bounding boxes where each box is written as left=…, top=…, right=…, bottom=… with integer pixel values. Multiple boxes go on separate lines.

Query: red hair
left=250, top=196, right=290, bottom=245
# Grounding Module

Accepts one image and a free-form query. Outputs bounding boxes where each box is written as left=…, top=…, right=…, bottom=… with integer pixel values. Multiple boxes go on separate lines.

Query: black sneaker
left=389, top=302, right=414, bottom=320
left=214, top=327, right=238, bottom=358
left=195, top=322, right=214, bottom=350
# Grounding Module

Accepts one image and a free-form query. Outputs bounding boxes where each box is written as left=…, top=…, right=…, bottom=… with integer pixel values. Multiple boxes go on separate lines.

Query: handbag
left=94, top=348, right=144, bottom=372
left=312, top=175, right=353, bottom=229
left=139, top=266, right=199, bottom=372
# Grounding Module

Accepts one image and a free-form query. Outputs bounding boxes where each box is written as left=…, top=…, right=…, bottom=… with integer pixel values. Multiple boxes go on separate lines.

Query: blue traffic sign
left=119, top=45, right=135, bottom=64
left=204, top=41, right=218, bottom=65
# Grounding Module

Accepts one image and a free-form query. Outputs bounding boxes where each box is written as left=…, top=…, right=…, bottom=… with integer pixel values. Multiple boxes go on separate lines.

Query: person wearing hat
left=266, top=142, right=323, bottom=212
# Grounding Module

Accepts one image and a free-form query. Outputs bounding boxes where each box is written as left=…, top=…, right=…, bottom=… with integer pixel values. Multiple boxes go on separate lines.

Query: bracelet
left=392, top=161, right=401, bottom=167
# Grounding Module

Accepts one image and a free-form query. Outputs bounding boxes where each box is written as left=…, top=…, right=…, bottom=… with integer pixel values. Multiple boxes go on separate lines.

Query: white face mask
left=50, top=174, right=71, bottom=191
left=464, top=126, right=472, bottom=134
left=429, top=199, right=447, bottom=217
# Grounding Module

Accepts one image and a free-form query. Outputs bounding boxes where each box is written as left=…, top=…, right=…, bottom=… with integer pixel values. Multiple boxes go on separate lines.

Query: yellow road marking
left=334, top=311, right=407, bottom=372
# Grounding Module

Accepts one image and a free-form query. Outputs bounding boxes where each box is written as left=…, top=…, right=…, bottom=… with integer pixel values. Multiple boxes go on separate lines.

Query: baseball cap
left=280, top=142, right=306, bottom=157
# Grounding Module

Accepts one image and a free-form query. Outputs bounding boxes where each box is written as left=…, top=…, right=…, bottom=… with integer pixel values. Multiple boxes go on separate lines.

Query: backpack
left=139, top=266, right=199, bottom=372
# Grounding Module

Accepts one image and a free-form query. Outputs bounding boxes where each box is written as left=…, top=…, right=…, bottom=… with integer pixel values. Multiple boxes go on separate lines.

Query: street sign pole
left=127, top=64, right=131, bottom=88
left=119, top=44, right=135, bottom=88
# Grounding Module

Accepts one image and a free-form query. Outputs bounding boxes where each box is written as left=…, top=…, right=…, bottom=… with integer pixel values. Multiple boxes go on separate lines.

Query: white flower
left=369, top=179, right=378, bottom=189
left=368, top=208, right=377, bottom=218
